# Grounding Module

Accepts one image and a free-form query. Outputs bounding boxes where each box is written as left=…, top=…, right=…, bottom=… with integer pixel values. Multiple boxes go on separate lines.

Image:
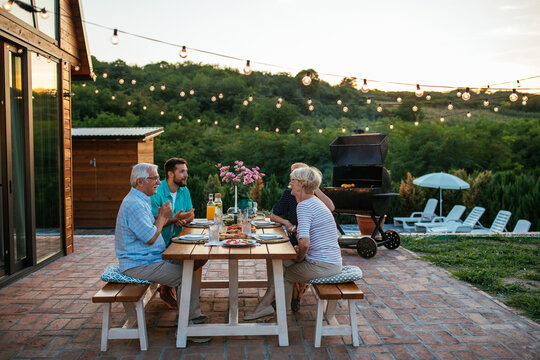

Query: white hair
left=291, top=166, right=322, bottom=193
left=130, top=163, right=157, bottom=187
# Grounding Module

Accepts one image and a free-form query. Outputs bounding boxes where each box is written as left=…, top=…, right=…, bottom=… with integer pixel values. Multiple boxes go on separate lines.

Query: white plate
left=252, top=220, right=275, bottom=226
left=179, top=234, right=208, bottom=241
left=223, top=239, right=258, bottom=247
left=255, top=233, right=283, bottom=240
left=190, top=220, right=214, bottom=226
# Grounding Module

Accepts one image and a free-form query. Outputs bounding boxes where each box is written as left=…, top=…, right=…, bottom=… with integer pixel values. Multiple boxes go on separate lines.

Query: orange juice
left=206, top=205, right=215, bottom=220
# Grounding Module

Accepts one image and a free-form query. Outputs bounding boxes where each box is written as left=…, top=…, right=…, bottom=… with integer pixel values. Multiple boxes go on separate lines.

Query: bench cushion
left=309, top=265, right=363, bottom=284
left=101, top=265, right=152, bottom=284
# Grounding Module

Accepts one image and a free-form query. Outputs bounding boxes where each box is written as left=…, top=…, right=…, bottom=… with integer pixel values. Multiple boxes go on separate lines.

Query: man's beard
left=174, top=179, right=187, bottom=187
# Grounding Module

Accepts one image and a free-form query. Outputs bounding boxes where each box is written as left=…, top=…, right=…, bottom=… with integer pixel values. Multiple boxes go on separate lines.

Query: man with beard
left=151, top=158, right=201, bottom=310
left=115, top=163, right=208, bottom=339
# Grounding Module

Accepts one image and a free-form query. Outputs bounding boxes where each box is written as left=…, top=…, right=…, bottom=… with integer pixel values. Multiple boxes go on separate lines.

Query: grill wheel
left=383, top=230, right=401, bottom=249
left=356, top=237, right=377, bottom=258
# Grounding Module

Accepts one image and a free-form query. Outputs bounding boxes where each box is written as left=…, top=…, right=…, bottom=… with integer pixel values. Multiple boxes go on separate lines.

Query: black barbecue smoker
left=322, top=133, right=401, bottom=258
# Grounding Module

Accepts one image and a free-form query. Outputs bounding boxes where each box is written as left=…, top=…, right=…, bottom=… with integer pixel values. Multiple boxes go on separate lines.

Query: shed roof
left=72, top=127, right=164, bottom=139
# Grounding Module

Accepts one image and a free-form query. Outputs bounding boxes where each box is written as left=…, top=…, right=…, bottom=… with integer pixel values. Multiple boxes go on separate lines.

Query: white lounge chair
left=427, top=207, right=485, bottom=233
left=414, top=205, right=466, bottom=232
left=512, top=219, right=531, bottom=233
left=470, top=210, right=512, bottom=233
left=393, top=198, right=438, bottom=228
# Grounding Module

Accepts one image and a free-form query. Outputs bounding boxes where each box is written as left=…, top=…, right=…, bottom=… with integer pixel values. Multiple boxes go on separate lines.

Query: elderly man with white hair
left=114, top=163, right=208, bottom=342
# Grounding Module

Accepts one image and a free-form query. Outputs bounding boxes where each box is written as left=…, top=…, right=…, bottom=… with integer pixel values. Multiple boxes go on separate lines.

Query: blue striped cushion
left=101, top=265, right=152, bottom=284
left=309, top=265, right=363, bottom=284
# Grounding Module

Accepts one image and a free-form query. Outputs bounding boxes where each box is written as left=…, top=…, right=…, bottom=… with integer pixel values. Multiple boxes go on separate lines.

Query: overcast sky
left=80, top=0, right=540, bottom=92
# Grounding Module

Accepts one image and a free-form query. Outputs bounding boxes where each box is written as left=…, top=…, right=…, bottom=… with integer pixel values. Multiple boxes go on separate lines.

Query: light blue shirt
left=115, top=187, right=167, bottom=272
left=151, top=181, right=193, bottom=246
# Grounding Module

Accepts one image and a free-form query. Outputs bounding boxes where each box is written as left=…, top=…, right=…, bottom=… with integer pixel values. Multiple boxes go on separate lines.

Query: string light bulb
left=160, top=84, right=166, bottom=91
left=467, top=112, right=472, bottom=118
left=522, top=100, right=527, bottom=106
left=365, top=126, right=370, bottom=132
left=426, top=95, right=431, bottom=100
left=243, top=99, right=249, bottom=106
left=302, top=72, right=312, bottom=86
left=318, top=129, right=323, bottom=133
left=118, top=78, right=124, bottom=84
left=456, top=91, right=462, bottom=98
left=179, top=46, right=187, bottom=58
left=440, top=117, right=445, bottom=122
left=522, top=96, right=528, bottom=102
left=412, top=105, right=418, bottom=112
left=160, top=111, right=164, bottom=115
left=243, top=60, right=252, bottom=75
left=447, top=102, right=454, bottom=110
left=218, top=93, right=224, bottom=99
left=462, top=88, right=471, bottom=101
left=343, top=106, right=348, bottom=112
left=296, top=128, right=301, bottom=133
left=309, top=105, right=314, bottom=111
left=110, top=29, right=119, bottom=45
left=255, top=126, right=260, bottom=131
left=275, top=128, right=280, bottom=133
left=211, top=95, right=217, bottom=102
left=494, top=106, right=499, bottom=112
left=40, top=8, right=48, bottom=19
left=366, top=98, right=372, bottom=104
left=179, top=90, right=185, bottom=97
left=94, top=89, right=99, bottom=94
left=131, top=79, right=136, bottom=85
left=341, top=127, right=346, bottom=133
left=82, top=83, right=86, bottom=87
left=143, top=105, right=147, bottom=110
left=361, top=79, right=369, bottom=93
left=483, top=99, right=489, bottom=107
left=214, top=120, right=218, bottom=125
left=178, top=115, right=182, bottom=119
left=235, top=124, right=240, bottom=129
left=415, top=84, right=424, bottom=97
left=149, top=84, right=155, bottom=91
left=127, top=101, right=132, bottom=106
left=337, top=99, right=342, bottom=105
left=307, top=98, right=312, bottom=105
left=189, top=89, right=195, bottom=95
left=248, top=94, right=254, bottom=102
left=102, top=72, right=108, bottom=78
left=277, top=97, right=283, bottom=103
left=197, top=118, right=201, bottom=123
left=389, top=124, right=394, bottom=130
left=74, top=65, right=80, bottom=71
left=111, top=95, right=115, bottom=100
left=414, top=121, right=419, bottom=126
left=377, top=104, right=383, bottom=112
left=397, top=97, right=402, bottom=103
left=509, top=89, right=518, bottom=102
left=516, top=80, right=521, bottom=88
left=276, top=103, right=282, bottom=109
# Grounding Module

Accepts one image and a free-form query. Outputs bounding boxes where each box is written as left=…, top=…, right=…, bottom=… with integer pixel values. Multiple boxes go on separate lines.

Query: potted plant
left=356, top=214, right=386, bottom=240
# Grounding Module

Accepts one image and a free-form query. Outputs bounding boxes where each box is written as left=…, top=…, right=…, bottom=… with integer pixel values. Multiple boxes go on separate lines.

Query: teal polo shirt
left=151, top=180, right=193, bottom=247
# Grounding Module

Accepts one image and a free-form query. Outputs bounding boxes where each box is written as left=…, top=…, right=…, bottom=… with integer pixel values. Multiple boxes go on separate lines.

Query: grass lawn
left=401, top=235, right=540, bottom=323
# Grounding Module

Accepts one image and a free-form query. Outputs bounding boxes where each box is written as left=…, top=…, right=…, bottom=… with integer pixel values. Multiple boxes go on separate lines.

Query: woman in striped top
left=245, top=166, right=342, bottom=320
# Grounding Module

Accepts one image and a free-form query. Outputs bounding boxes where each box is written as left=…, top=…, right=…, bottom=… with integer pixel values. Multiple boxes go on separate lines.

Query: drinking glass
left=241, top=210, right=252, bottom=235
left=208, top=223, right=220, bottom=244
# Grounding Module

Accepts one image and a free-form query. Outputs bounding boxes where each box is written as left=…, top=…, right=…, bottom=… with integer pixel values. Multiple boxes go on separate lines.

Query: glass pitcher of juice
left=206, top=193, right=215, bottom=220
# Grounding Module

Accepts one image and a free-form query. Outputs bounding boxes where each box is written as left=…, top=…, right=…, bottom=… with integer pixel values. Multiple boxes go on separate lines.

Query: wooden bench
left=312, top=282, right=364, bottom=347
left=92, top=283, right=158, bottom=351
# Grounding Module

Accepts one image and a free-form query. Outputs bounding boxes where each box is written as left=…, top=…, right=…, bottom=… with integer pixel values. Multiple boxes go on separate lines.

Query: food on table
left=218, top=224, right=256, bottom=240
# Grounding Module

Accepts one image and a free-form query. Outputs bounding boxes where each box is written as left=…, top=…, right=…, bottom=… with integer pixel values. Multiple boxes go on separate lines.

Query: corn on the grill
left=341, top=183, right=355, bottom=188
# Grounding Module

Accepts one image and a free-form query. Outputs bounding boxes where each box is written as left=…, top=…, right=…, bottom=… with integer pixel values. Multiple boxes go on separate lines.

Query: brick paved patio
left=0, top=234, right=538, bottom=359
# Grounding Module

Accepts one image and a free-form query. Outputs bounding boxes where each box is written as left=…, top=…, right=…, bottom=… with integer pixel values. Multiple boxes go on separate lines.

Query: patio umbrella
left=413, top=172, right=470, bottom=216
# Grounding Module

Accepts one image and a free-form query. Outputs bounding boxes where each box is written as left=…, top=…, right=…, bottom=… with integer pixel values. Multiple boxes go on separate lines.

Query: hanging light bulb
left=309, top=104, right=314, bottom=111
left=397, top=97, right=402, bottom=103
left=160, top=111, right=165, bottom=115
left=440, top=117, right=445, bottom=122
left=74, top=64, right=80, bottom=71
left=337, top=99, right=342, bottom=105
left=243, top=99, right=249, bottom=106
left=277, top=97, right=283, bottom=103
left=318, top=129, right=323, bottom=133
left=412, top=105, right=418, bottom=112
left=377, top=104, right=383, bottom=112
left=341, top=127, right=346, bottom=133
left=462, top=88, right=471, bottom=101
left=197, top=118, right=201, bottom=123
left=189, top=89, right=195, bottom=95
left=255, top=126, right=260, bottom=131
left=415, top=84, right=424, bottom=97
left=494, top=106, right=499, bottom=112
left=275, top=128, right=280, bottom=133
left=40, top=8, right=49, bottom=19
left=218, top=93, right=224, bottom=99
left=343, top=106, right=349, bottom=113
left=179, top=90, right=185, bottom=97
left=366, top=98, right=372, bottom=104
left=365, top=126, right=370, bottom=132
left=235, top=124, right=240, bottom=129
left=447, top=102, right=454, bottom=110
left=3, top=1, right=13, bottom=11
left=111, top=95, right=115, bottom=100
left=160, top=84, right=166, bottom=91
left=516, top=79, right=521, bottom=88
left=456, top=91, right=462, bottom=98
left=179, top=46, right=188, bottom=58
left=131, top=79, right=136, bottom=85
left=94, top=89, right=99, bottom=94
left=483, top=99, right=489, bottom=107
left=414, top=121, right=419, bottom=126
left=243, top=60, right=252, bottom=75
left=302, top=72, right=312, bottom=86
left=296, top=128, right=301, bottom=133
left=118, top=78, right=124, bottom=84
left=509, top=89, right=518, bottom=102
left=522, top=95, right=528, bottom=102
left=82, top=83, right=86, bottom=87
left=361, top=79, right=369, bottom=93
left=276, top=103, right=282, bottom=109
left=467, top=112, right=472, bottom=118
left=522, top=100, right=527, bottom=106
left=248, top=94, right=254, bottom=102
left=211, top=95, right=217, bottom=102
left=110, top=29, right=119, bottom=45
left=307, top=98, right=312, bottom=105
left=214, top=120, right=218, bottom=125
left=102, top=73, right=108, bottom=78
left=426, top=95, right=431, bottom=100
left=127, top=101, right=132, bottom=106
left=149, top=84, right=155, bottom=91
left=143, top=105, right=147, bottom=110
left=178, top=115, right=182, bottom=119
left=389, top=124, right=394, bottom=130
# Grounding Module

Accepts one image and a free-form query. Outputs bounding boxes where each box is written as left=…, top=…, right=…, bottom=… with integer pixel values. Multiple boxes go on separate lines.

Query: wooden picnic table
left=162, top=221, right=296, bottom=348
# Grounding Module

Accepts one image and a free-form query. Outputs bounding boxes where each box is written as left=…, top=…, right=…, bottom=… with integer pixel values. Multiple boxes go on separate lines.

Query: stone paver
left=0, top=234, right=538, bottom=359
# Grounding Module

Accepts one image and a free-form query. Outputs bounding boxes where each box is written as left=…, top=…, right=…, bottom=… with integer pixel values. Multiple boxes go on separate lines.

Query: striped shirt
left=296, top=196, right=342, bottom=265
left=115, top=187, right=167, bottom=272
